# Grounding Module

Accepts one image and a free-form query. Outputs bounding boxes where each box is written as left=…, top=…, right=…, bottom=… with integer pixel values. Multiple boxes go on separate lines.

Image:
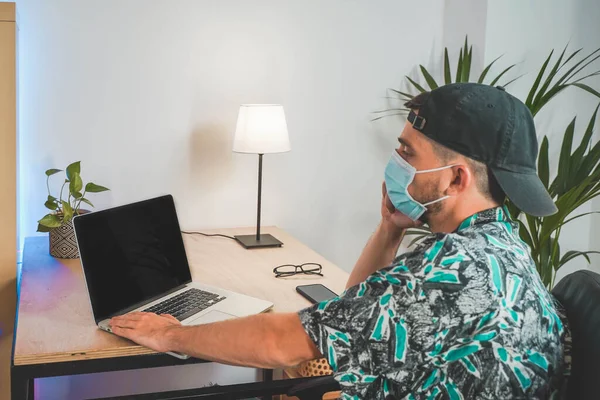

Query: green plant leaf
left=371, top=111, right=409, bottom=121
left=572, top=70, right=600, bottom=84
left=558, top=48, right=600, bottom=85
left=555, top=47, right=583, bottom=77
left=388, top=88, right=414, bottom=100
left=541, top=174, right=595, bottom=243
left=372, top=108, right=402, bottom=114
left=560, top=250, right=600, bottom=267
left=532, top=45, right=568, bottom=109
left=44, top=200, right=58, bottom=210
left=444, top=48, right=452, bottom=84
left=38, top=214, right=62, bottom=228
left=526, top=213, right=540, bottom=250
left=462, top=46, right=472, bottom=82
left=45, top=169, right=62, bottom=177
left=571, top=132, right=600, bottom=192
left=405, top=76, right=427, bottom=93
left=85, top=182, right=110, bottom=193
left=79, top=198, right=95, bottom=208
left=531, top=83, right=567, bottom=116
left=559, top=211, right=600, bottom=230
left=478, top=55, right=503, bottom=84
left=460, top=37, right=470, bottom=83
left=551, top=239, right=562, bottom=271
left=419, top=65, right=438, bottom=90
left=36, top=223, right=52, bottom=233
left=555, top=117, right=576, bottom=195
left=526, top=50, right=554, bottom=108
left=69, top=172, right=83, bottom=195
left=516, top=219, right=534, bottom=250
left=502, top=74, right=525, bottom=88
left=489, top=64, right=516, bottom=87
left=66, top=161, right=81, bottom=181
left=455, top=48, right=463, bottom=83
left=571, top=103, right=600, bottom=183
left=539, top=235, right=552, bottom=286
left=62, top=200, right=74, bottom=221
left=506, top=199, right=521, bottom=220
left=538, top=136, right=550, bottom=189
left=572, top=82, right=600, bottom=99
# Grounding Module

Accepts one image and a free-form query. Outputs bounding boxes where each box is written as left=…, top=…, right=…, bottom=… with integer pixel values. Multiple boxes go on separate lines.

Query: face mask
left=384, top=151, right=455, bottom=221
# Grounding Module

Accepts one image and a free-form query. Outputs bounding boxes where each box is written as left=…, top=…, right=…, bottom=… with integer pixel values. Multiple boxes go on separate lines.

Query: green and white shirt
left=299, top=207, right=565, bottom=399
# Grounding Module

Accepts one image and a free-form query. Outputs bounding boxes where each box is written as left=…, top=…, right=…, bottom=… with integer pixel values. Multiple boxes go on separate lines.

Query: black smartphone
left=296, top=284, right=338, bottom=304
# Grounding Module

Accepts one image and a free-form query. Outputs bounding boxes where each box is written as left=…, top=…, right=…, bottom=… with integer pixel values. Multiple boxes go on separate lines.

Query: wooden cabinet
left=0, top=2, right=17, bottom=398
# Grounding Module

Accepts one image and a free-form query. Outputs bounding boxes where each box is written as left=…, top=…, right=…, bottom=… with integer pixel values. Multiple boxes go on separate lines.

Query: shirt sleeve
left=298, top=264, right=425, bottom=383
left=297, top=235, right=480, bottom=396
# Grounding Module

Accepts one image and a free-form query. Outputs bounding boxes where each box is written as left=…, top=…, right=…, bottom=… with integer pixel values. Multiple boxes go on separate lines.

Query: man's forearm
left=346, top=223, right=405, bottom=289
left=163, top=312, right=321, bottom=369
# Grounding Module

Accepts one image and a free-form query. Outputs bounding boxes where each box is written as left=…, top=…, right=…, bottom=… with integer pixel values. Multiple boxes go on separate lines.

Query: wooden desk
left=11, top=227, right=349, bottom=400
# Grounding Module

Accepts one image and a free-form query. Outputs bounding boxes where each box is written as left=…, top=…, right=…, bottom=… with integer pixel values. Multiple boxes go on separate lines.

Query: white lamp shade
left=233, top=104, right=291, bottom=154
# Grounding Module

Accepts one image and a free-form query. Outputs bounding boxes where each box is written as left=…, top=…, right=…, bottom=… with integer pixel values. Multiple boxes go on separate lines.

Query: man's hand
left=381, top=182, right=423, bottom=234
left=109, top=312, right=181, bottom=353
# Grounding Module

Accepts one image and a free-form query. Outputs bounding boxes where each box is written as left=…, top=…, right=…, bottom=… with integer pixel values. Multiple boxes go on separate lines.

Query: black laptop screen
left=74, top=195, right=192, bottom=323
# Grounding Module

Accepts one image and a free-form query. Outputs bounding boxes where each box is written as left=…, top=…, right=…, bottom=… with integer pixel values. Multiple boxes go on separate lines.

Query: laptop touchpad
left=190, top=310, right=236, bottom=325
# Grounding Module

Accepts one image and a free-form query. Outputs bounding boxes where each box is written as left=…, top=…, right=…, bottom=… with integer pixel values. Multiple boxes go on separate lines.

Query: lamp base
left=234, top=234, right=283, bottom=249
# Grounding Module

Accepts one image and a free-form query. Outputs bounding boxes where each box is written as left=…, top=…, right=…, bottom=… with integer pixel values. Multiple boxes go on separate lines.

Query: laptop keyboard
left=143, top=288, right=226, bottom=321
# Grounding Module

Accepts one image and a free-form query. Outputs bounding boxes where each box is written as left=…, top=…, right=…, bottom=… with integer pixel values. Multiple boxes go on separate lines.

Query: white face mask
left=384, top=151, right=455, bottom=221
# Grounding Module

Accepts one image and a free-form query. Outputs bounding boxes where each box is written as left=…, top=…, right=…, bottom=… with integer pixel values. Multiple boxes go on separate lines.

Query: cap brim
left=491, top=168, right=558, bottom=217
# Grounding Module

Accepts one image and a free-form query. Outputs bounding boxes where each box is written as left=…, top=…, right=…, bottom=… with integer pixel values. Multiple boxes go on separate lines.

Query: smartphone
left=296, top=284, right=338, bottom=304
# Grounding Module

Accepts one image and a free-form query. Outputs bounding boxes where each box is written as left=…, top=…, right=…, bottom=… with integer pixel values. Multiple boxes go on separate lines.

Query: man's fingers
left=111, top=326, right=133, bottom=339
left=111, top=319, right=139, bottom=329
left=160, top=314, right=179, bottom=323
left=127, top=312, right=152, bottom=318
left=112, top=312, right=148, bottom=323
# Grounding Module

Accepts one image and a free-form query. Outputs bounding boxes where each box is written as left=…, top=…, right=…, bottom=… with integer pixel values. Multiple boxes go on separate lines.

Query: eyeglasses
left=273, top=263, right=323, bottom=278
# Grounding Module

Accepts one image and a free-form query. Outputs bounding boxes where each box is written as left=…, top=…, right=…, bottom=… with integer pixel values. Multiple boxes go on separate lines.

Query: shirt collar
left=456, top=206, right=512, bottom=232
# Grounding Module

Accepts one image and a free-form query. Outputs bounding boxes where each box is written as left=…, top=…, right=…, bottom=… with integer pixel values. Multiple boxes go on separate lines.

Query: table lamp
left=233, top=104, right=291, bottom=249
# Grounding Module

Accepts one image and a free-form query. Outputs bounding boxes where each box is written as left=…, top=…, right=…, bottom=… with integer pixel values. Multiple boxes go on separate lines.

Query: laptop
left=73, top=195, right=274, bottom=359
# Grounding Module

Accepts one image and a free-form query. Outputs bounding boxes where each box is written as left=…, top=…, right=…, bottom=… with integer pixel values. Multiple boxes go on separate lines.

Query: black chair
left=552, top=269, right=600, bottom=400
left=286, top=375, right=339, bottom=399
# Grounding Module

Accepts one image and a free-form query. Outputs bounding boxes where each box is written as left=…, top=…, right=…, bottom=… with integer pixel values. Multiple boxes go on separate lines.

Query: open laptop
left=73, top=195, right=273, bottom=359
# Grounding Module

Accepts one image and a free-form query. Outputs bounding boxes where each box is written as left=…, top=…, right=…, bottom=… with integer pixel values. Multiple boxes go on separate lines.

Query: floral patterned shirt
left=299, top=207, right=565, bottom=399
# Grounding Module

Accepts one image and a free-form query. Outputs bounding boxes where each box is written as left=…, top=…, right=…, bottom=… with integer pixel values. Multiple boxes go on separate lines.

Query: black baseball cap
left=406, top=82, right=557, bottom=217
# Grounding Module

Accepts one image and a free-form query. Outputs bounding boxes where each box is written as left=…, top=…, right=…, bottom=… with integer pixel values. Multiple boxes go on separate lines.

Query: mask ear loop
left=422, top=195, right=450, bottom=207
left=415, top=164, right=459, bottom=207
left=414, top=164, right=458, bottom=174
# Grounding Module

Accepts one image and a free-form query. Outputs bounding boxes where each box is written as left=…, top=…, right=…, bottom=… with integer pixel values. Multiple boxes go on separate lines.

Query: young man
left=110, top=83, right=565, bottom=399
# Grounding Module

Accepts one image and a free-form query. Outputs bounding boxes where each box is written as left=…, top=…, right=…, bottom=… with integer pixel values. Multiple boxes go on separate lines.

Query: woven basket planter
left=48, top=211, right=88, bottom=259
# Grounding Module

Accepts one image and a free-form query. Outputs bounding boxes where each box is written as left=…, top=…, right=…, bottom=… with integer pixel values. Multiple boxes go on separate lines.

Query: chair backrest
left=552, top=269, right=600, bottom=399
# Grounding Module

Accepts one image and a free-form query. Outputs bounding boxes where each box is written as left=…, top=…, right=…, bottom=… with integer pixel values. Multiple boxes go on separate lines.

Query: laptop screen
left=74, top=195, right=192, bottom=323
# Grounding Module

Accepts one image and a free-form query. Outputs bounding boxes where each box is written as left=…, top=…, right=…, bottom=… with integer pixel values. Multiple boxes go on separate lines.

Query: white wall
left=484, top=0, right=600, bottom=282
left=14, top=0, right=445, bottom=398
left=17, top=0, right=445, bottom=273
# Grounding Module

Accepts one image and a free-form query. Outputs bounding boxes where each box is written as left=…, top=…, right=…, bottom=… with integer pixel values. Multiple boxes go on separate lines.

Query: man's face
left=395, top=121, right=450, bottom=222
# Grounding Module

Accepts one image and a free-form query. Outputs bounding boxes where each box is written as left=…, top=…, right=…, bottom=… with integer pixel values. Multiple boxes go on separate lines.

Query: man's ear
left=445, top=164, right=472, bottom=196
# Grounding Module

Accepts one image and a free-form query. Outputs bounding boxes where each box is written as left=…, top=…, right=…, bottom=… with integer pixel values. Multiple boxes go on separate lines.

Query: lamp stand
left=234, top=153, right=283, bottom=249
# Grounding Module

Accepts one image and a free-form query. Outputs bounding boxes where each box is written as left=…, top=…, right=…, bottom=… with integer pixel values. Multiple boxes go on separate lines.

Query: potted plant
left=378, top=37, right=600, bottom=288
left=37, top=161, right=109, bottom=258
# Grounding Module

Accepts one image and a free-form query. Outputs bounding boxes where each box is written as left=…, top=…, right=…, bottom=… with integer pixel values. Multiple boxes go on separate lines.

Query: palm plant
left=385, top=37, right=600, bottom=288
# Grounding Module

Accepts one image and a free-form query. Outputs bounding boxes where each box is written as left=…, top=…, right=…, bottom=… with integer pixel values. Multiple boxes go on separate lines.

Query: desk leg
left=11, top=368, right=34, bottom=400
left=261, top=369, right=274, bottom=400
